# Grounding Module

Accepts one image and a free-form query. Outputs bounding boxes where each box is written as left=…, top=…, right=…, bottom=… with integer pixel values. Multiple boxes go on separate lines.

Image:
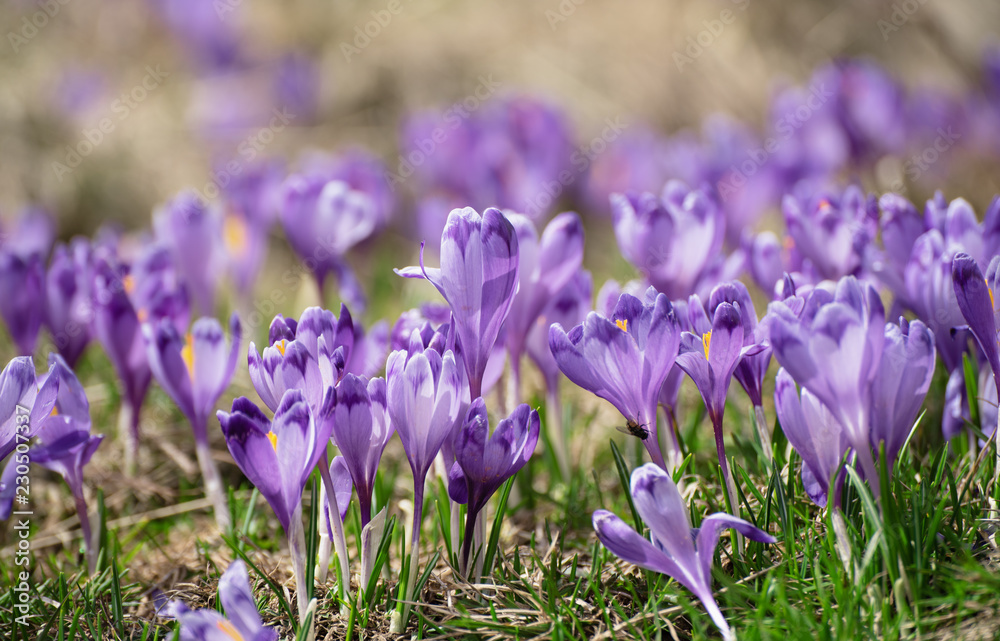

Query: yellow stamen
left=782, top=236, right=795, bottom=250
left=181, top=332, right=195, bottom=381
left=703, top=331, right=712, bottom=360
left=817, top=198, right=832, bottom=211
left=267, top=430, right=278, bottom=452
left=136, top=308, right=148, bottom=323
left=615, top=319, right=628, bottom=332
left=50, top=406, right=58, bottom=417
left=275, top=339, right=287, bottom=356
left=216, top=620, right=246, bottom=641
left=988, top=278, right=995, bottom=310
left=223, top=214, right=248, bottom=255
left=122, top=274, right=135, bottom=295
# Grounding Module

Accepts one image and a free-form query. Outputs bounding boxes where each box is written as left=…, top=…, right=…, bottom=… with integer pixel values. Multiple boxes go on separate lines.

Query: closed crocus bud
left=449, top=398, right=539, bottom=573
left=593, top=464, right=775, bottom=641
left=503, top=212, right=584, bottom=403
left=396, top=207, right=519, bottom=400
left=0, top=251, right=45, bottom=356
left=611, top=181, right=725, bottom=299
left=45, top=239, right=95, bottom=367
left=952, top=253, right=1000, bottom=411
left=153, top=191, right=227, bottom=316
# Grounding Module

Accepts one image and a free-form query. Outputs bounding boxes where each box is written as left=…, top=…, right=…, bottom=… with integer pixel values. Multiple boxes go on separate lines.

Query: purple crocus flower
left=0, top=209, right=51, bottom=356
left=19, top=355, right=103, bottom=571
left=952, top=253, right=1000, bottom=439
left=593, top=463, right=775, bottom=641
left=385, top=337, right=461, bottom=632
left=168, top=560, right=278, bottom=641
left=549, top=291, right=682, bottom=470
left=611, top=181, right=725, bottom=300
left=280, top=162, right=387, bottom=311
left=503, top=211, right=584, bottom=405
left=768, top=276, right=885, bottom=493
left=219, top=159, right=285, bottom=298
left=676, top=299, right=757, bottom=505
left=448, top=399, right=539, bottom=575
left=218, top=389, right=334, bottom=621
left=390, top=303, right=452, bottom=352
left=870, top=318, right=935, bottom=469
left=153, top=191, right=227, bottom=316
left=396, top=207, right=519, bottom=400
left=145, top=314, right=241, bottom=530
left=782, top=186, right=877, bottom=282
left=45, top=239, right=95, bottom=367
left=330, top=374, right=393, bottom=529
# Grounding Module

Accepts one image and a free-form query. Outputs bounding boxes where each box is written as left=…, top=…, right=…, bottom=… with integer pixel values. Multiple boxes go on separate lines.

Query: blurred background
left=3, top=0, right=1000, bottom=237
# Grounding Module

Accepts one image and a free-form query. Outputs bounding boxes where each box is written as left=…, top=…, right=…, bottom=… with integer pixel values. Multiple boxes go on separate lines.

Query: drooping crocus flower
left=611, top=181, right=725, bottom=300
left=45, top=239, right=94, bottom=368
left=503, top=211, right=584, bottom=406
left=386, top=338, right=461, bottom=633
left=953, top=253, right=1000, bottom=441
left=92, top=247, right=190, bottom=472
left=449, top=399, right=539, bottom=576
left=781, top=186, right=878, bottom=282
left=768, top=276, right=886, bottom=495
left=676, top=299, right=756, bottom=508
left=168, top=560, right=278, bottom=641
left=145, top=314, right=241, bottom=531
left=774, top=368, right=849, bottom=508
left=153, top=191, right=227, bottom=316
left=593, top=463, right=776, bottom=641
left=706, top=282, right=774, bottom=458
left=526, top=270, right=592, bottom=479
left=218, top=389, right=334, bottom=623
left=396, top=207, right=519, bottom=400
left=11, top=355, right=103, bottom=571
left=549, top=290, right=682, bottom=470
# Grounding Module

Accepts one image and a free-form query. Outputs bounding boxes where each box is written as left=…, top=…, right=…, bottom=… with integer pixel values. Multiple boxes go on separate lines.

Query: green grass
left=2, top=331, right=1000, bottom=640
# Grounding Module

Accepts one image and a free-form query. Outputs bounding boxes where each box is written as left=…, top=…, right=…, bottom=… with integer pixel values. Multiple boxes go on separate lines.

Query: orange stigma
left=615, top=319, right=628, bottom=332
left=988, top=278, right=995, bottom=309
left=181, top=333, right=195, bottom=380
left=215, top=620, right=245, bottom=641
left=703, top=331, right=712, bottom=360
left=223, top=214, right=248, bottom=255
left=267, top=431, right=278, bottom=452
left=122, top=274, right=135, bottom=295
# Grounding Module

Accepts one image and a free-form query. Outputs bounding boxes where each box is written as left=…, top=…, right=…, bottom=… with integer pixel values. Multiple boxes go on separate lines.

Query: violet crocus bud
left=45, top=239, right=95, bottom=367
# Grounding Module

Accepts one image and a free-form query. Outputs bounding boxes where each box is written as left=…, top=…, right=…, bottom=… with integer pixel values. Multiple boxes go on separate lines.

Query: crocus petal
left=953, top=253, right=1000, bottom=391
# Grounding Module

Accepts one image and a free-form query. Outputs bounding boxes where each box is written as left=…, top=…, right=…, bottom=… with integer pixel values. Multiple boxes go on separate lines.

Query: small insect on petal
left=615, top=319, right=628, bottom=332
left=702, top=331, right=712, bottom=360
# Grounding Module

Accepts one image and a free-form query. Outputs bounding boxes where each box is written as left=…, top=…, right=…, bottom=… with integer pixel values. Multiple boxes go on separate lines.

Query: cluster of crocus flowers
left=594, top=464, right=776, bottom=641
left=145, top=313, right=241, bottom=531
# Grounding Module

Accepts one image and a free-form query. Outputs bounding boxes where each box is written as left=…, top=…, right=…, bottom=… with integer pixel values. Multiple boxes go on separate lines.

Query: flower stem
left=318, top=456, right=351, bottom=608
left=193, top=435, right=230, bottom=532
left=753, top=405, right=773, bottom=464
left=287, top=505, right=310, bottom=628
left=391, top=476, right=425, bottom=634
left=72, top=487, right=97, bottom=574
left=547, top=386, right=570, bottom=481
left=119, top=401, right=137, bottom=477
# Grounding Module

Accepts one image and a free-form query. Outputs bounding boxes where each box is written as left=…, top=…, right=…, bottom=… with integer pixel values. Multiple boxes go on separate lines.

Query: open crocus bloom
left=593, top=464, right=775, bottom=641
